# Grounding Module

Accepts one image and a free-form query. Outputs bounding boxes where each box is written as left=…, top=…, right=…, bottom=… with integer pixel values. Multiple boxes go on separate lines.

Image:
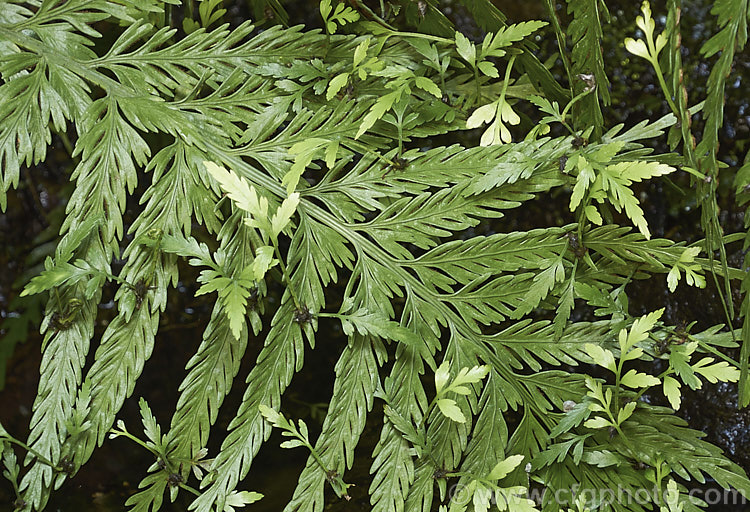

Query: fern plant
left=1, top=1, right=749, bottom=511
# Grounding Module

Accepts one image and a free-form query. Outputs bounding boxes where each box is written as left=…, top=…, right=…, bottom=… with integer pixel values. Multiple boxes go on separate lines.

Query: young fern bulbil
left=1, top=1, right=750, bottom=511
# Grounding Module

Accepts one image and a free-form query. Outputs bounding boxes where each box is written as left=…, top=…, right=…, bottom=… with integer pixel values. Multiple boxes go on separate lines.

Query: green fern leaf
left=566, top=0, right=611, bottom=134
left=284, top=334, right=382, bottom=511
left=189, top=301, right=310, bottom=512
left=369, top=346, right=428, bottom=512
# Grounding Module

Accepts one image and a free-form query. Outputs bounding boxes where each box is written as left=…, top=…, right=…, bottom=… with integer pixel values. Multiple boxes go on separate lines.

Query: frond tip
left=2, top=2, right=749, bottom=512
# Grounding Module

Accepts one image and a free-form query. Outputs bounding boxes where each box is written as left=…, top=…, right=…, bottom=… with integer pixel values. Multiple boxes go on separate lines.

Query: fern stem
left=651, top=61, right=679, bottom=119
left=110, top=427, right=161, bottom=457
left=347, top=0, right=396, bottom=31
left=559, top=88, right=594, bottom=135
left=374, top=31, right=453, bottom=55
left=1, top=436, right=60, bottom=471
left=543, top=0, right=574, bottom=92
left=396, top=109, right=404, bottom=157
left=473, top=66, right=480, bottom=104
left=655, top=1, right=736, bottom=333
left=270, top=237, right=301, bottom=310
left=179, top=482, right=201, bottom=497
left=345, top=140, right=399, bottom=168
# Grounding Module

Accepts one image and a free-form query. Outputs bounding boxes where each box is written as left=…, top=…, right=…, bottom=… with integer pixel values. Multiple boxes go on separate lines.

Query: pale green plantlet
left=567, top=144, right=675, bottom=239
left=581, top=308, right=741, bottom=413
left=487, top=454, right=525, bottom=480
left=355, top=70, right=441, bottom=139
left=436, top=399, right=465, bottom=423
left=692, top=357, right=740, bottom=384
left=454, top=32, right=476, bottom=68
left=566, top=496, right=593, bottom=512
left=624, top=1, right=667, bottom=65
left=320, top=0, right=360, bottom=35
left=454, top=21, right=546, bottom=102
left=620, top=369, right=660, bottom=388
left=447, top=454, right=537, bottom=512
left=156, top=233, right=261, bottom=339
left=408, top=38, right=451, bottom=90
left=624, top=1, right=679, bottom=119
left=271, top=193, right=300, bottom=238
left=582, top=376, right=633, bottom=430
left=204, top=161, right=269, bottom=222
left=286, top=137, right=328, bottom=192
left=326, top=38, right=385, bottom=101
left=433, top=362, right=489, bottom=423
left=203, top=161, right=301, bottom=332
left=583, top=311, right=665, bottom=430
left=259, top=405, right=310, bottom=449
left=667, top=247, right=706, bottom=292
left=466, top=57, right=521, bottom=146
left=662, top=376, right=682, bottom=410
left=528, top=87, right=597, bottom=138
left=251, top=246, right=277, bottom=281
left=204, top=161, right=299, bottom=241
left=621, top=308, right=663, bottom=351
left=259, top=405, right=353, bottom=499
left=660, top=479, right=684, bottom=512
left=583, top=343, right=616, bottom=373
left=3, top=3, right=750, bottom=511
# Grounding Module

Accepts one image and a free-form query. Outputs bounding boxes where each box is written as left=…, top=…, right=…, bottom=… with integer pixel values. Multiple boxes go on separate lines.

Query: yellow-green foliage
left=1, top=1, right=749, bottom=512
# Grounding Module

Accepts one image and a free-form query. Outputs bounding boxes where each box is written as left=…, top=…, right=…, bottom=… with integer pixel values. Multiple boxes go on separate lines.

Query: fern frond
left=0, top=43, right=88, bottom=210
left=17, top=293, right=97, bottom=510
left=403, top=462, right=435, bottom=512
left=395, top=138, right=569, bottom=193
left=127, top=214, right=259, bottom=512
left=697, top=0, right=750, bottom=406
left=4, top=4, right=748, bottom=511
left=135, top=142, right=223, bottom=235
left=444, top=273, right=535, bottom=327
left=19, top=90, right=152, bottom=512
left=67, top=96, right=150, bottom=239
left=697, top=0, right=748, bottom=178
left=358, top=186, right=508, bottom=257
left=310, top=137, right=571, bottom=227
left=508, top=409, right=550, bottom=461
left=174, top=71, right=278, bottom=144
left=566, top=0, right=610, bottom=135
left=451, top=370, right=510, bottom=494
left=409, top=226, right=570, bottom=292
left=392, top=338, right=483, bottom=512
left=484, top=319, right=614, bottom=371
left=21, top=138, right=221, bottom=506
left=586, top=225, right=747, bottom=280
left=284, top=334, right=383, bottom=511
left=288, top=214, right=353, bottom=310
left=93, top=21, right=327, bottom=93
left=369, top=345, right=428, bottom=512
left=625, top=405, right=750, bottom=495
left=189, top=301, right=310, bottom=512
left=239, top=101, right=383, bottom=183
left=0, top=0, right=160, bottom=209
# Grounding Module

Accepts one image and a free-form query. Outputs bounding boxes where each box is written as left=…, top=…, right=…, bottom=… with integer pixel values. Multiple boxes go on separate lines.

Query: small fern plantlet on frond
left=565, top=138, right=675, bottom=239
left=2, top=1, right=750, bottom=512
left=259, top=405, right=353, bottom=500
left=320, top=0, right=359, bottom=36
